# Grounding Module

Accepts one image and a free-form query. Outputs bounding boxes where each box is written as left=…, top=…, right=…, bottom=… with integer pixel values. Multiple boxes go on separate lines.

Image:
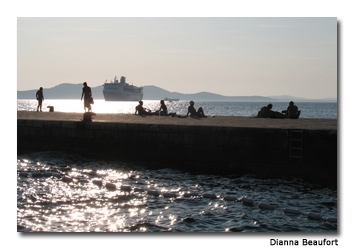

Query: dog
left=47, top=106, right=54, bottom=112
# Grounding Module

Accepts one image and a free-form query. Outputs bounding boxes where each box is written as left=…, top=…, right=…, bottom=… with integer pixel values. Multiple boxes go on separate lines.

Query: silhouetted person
left=257, top=103, right=273, bottom=118
left=158, top=100, right=168, bottom=116
left=157, top=100, right=176, bottom=117
left=81, top=82, right=92, bottom=112
left=36, top=87, right=44, bottom=112
left=257, top=103, right=285, bottom=118
left=285, top=101, right=301, bottom=119
left=135, top=101, right=158, bottom=116
left=187, top=101, right=207, bottom=117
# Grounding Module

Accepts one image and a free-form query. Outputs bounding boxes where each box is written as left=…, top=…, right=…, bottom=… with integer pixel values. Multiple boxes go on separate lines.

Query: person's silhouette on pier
left=284, top=101, right=301, bottom=119
left=257, top=103, right=286, bottom=119
left=81, top=82, right=92, bottom=112
left=135, top=101, right=158, bottom=116
left=36, top=87, right=44, bottom=112
left=157, top=100, right=176, bottom=116
left=187, top=101, right=207, bottom=117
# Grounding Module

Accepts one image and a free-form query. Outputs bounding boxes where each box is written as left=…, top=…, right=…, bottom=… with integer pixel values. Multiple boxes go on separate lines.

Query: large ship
left=102, top=76, right=143, bottom=101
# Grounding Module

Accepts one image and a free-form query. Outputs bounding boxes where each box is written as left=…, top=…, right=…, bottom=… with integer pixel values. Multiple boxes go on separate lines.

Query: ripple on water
left=17, top=152, right=337, bottom=232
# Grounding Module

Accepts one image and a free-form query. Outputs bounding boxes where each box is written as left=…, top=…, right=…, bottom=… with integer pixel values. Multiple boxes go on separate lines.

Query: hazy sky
left=17, top=17, right=337, bottom=99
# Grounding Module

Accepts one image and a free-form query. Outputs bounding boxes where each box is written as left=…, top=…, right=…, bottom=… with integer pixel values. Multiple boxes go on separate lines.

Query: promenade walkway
left=17, top=111, right=337, bottom=130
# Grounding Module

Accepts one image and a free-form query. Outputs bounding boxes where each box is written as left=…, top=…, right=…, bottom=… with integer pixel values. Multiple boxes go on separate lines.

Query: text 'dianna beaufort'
left=270, top=238, right=339, bottom=246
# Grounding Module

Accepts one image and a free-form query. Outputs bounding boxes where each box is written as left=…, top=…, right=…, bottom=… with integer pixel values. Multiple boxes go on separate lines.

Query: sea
left=17, top=100, right=338, bottom=235
left=17, top=99, right=338, bottom=119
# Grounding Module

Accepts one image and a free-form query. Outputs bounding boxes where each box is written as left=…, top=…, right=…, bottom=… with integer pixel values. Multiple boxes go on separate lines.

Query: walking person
left=36, top=87, right=44, bottom=112
left=81, top=82, right=92, bottom=112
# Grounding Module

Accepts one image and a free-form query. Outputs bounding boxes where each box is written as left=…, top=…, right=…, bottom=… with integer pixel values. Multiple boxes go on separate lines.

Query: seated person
left=285, top=101, right=301, bottom=119
left=157, top=100, right=177, bottom=117
left=135, top=101, right=158, bottom=116
left=158, top=100, right=168, bottom=116
left=257, top=103, right=274, bottom=118
left=257, top=103, right=286, bottom=119
left=187, top=101, right=207, bottom=117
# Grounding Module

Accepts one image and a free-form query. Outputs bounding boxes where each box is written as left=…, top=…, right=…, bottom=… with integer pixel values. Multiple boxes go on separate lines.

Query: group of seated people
left=257, top=101, right=301, bottom=119
left=135, top=100, right=301, bottom=119
left=135, top=100, right=206, bottom=118
left=135, top=100, right=179, bottom=117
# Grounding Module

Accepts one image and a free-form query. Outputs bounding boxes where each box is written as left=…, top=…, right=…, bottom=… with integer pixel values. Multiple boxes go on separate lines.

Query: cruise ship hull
left=102, top=76, right=143, bottom=101
left=103, top=90, right=143, bottom=101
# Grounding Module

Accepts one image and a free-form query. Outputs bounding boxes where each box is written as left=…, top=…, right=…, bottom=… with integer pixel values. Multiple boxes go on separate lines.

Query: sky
left=17, top=17, right=337, bottom=99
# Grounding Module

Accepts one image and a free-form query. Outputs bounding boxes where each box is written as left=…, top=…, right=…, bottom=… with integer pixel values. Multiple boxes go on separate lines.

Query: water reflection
left=17, top=99, right=337, bottom=119
left=17, top=151, right=337, bottom=232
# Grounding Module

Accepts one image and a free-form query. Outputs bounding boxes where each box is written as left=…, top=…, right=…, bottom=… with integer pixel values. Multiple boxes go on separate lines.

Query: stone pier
left=17, top=111, right=337, bottom=187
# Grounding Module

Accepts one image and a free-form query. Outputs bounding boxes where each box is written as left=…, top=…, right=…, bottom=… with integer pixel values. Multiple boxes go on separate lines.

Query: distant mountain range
left=17, top=83, right=337, bottom=102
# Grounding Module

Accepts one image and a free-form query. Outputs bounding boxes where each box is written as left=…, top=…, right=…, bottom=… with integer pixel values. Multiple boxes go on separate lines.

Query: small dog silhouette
left=47, top=106, right=54, bottom=112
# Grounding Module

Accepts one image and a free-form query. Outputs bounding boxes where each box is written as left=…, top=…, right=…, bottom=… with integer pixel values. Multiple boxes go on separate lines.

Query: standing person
left=81, top=82, right=92, bottom=112
left=36, top=87, right=44, bottom=112
left=186, top=100, right=207, bottom=117
left=286, top=101, right=301, bottom=119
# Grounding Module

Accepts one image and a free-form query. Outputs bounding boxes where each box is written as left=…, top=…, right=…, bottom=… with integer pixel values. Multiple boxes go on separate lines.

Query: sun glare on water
left=17, top=99, right=173, bottom=114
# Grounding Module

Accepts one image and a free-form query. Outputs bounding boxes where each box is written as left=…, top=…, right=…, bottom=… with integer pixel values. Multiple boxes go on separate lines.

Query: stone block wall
left=17, top=119, right=337, bottom=185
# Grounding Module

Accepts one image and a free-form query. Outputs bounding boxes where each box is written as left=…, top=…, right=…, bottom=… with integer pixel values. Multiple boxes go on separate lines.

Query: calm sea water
left=17, top=100, right=337, bottom=233
left=17, top=99, right=337, bottom=119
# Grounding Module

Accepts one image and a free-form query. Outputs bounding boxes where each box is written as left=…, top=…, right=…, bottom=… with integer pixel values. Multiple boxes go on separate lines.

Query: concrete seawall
left=17, top=111, right=337, bottom=187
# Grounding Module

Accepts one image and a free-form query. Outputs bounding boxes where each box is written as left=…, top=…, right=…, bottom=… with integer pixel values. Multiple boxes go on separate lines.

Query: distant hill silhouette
left=17, top=83, right=337, bottom=102
left=18, top=83, right=104, bottom=100
left=143, top=85, right=274, bottom=102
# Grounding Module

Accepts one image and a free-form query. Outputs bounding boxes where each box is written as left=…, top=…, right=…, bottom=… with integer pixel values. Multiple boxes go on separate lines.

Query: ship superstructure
left=102, top=76, right=143, bottom=101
